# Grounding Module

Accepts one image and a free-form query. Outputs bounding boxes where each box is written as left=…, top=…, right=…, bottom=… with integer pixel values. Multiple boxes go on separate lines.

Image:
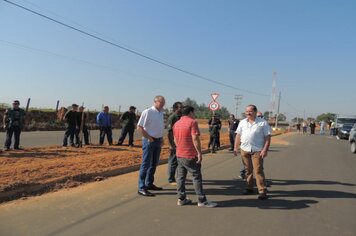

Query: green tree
left=316, top=113, right=336, bottom=122
left=277, top=113, right=287, bottom=121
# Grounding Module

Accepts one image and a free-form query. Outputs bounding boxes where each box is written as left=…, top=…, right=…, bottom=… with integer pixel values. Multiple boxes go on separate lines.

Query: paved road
left=0, top=128, right=216, bottom=147
left=0, top=133, right=355, bottom=236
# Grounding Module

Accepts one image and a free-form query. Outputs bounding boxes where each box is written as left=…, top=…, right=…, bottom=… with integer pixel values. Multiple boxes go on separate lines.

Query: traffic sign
left=211, top=93, right=219, bottom=101
left=208, top=101, right=220, bottom=111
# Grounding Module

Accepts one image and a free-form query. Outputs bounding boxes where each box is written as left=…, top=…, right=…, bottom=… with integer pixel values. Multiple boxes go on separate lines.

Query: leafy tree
left=277, top=113, right=287, bottom=121
left=316, top=113, right=336, bottom=122
left=292, top=117, right=304, bottom=123
left=182, top=98, right=230, bottom=119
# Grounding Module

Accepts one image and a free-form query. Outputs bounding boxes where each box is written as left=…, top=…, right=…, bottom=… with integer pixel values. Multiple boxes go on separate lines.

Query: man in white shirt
left=234, top=105, right=271, bottom=200
left=137, top=95, right=165, bottom=197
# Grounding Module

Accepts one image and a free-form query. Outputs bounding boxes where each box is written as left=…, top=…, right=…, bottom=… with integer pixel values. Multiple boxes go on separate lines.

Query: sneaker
left=169, top=182, right=177, bottom=186
left=198, top=201, right=217, bottom=208
left=177, top=198, right=192, bottom=206
left=3, top=147, right=10, bottom=151
left=147, top=184, right=163, bottom=191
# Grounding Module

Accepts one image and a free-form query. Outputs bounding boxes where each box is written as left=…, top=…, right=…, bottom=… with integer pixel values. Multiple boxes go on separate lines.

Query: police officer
left=117, top=106, right=137, bottom=146
left=62, top=104, right=79, bottom=147
left=3, top=100, right=26, bottom=151
left=228, top=114, right=239, bottom=151
left=76, top=106, right=89, bottom=146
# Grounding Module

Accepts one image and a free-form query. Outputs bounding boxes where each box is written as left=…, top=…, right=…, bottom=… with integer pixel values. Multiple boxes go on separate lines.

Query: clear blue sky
left=1, top=0, right=355, bottom=120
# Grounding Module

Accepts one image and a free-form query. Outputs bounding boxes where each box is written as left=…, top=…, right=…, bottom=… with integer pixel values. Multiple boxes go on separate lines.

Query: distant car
left=349, top=124, right=356, bottom=153
left=338, top=123, right=353, bottom=140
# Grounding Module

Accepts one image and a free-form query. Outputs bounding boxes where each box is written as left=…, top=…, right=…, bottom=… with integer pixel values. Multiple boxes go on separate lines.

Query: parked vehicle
left=338, top=123, right=353, bottom=140
left=349, top=124, right=356, bottom=153
left=335, top=116, right=356, bottom=135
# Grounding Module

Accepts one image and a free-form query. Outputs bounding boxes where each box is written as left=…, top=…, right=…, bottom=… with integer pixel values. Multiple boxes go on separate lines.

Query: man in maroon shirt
left=173, top=106, right=217, bottom=207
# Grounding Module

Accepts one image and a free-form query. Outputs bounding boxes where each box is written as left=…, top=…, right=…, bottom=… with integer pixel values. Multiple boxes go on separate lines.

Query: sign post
left=209, top=93, right=220, bottom=116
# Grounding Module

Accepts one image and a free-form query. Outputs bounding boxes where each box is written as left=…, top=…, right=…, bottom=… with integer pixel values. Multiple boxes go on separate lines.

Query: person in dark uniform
left=76, top=106, right=89, bottom=146
left=62, top=104, right=79, bottom=147
left=310, top=121, right=316, bottom=134
left=166, top=101, right=183, bottom=185
left=96, top=105, right=113, bottom=145
left=208, top=115, right=221, bottom=152
left=228, top=114, right=239, bottom=151
left=3, top=100, right=26, bottom=151
left=117, top=106, right=137, bottom=146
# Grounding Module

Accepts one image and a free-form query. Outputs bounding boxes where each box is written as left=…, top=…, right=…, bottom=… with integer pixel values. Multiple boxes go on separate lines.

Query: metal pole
left=275, top=92, right=281, bottom=129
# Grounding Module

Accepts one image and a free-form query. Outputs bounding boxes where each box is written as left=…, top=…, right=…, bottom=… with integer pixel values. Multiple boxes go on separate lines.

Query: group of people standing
left=296, top=120, right=326, bottom=135
left=3, top=98, right=272, bottom=205
left=61, top=104, right=137, bottom=147
left=136, top=96, right=271, bottom=206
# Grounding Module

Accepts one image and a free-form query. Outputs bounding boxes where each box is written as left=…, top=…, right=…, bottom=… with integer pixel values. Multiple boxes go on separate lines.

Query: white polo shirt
left=236, top=117, right=271, bottom=152
left=137, top=106, right=165, bottom=138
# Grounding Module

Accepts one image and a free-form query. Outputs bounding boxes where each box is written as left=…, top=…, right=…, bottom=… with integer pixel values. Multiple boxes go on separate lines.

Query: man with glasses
left=3, top=100, right=26, bottom=151
left=137, top=95, right=165, bottom=197
left=234, top=105, right=271, bottom=200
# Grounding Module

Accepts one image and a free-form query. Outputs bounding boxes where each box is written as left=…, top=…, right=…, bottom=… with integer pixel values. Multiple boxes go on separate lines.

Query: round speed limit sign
left=208, top=101, right=220, bottom=111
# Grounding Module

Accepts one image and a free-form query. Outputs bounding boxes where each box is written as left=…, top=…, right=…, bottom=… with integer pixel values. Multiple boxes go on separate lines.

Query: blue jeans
left=167, top=149, right=178, bottom=182
left=176, top=157, right=206, bottom=203
left=138, top=138, right=162, bottom=190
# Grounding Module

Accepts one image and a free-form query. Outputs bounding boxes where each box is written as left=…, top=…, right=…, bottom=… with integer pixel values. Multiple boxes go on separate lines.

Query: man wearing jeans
left=137, top=95, right=165, bottom=197
left=173, top=106, right=217, bottom=207
left=234, top=104, right=271, bottom=200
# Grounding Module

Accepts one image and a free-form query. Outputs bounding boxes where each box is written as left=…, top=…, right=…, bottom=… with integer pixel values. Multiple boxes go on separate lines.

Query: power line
left=3, top=0, right=269, bottom=97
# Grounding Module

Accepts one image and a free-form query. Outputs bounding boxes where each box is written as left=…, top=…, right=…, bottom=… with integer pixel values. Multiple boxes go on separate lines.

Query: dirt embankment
left=0, top=128, right=289, bottom=203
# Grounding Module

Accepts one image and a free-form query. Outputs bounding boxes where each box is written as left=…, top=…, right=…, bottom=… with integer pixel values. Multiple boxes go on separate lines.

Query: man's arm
left=137, top=125, right=154, bottom=142
left=260, top=135, right=271, bottom=158
left=233, top=133, right=241, bottom=156
left=3, top=110, right=8, bottom=129
left=192, top=134, right=202, bottom=164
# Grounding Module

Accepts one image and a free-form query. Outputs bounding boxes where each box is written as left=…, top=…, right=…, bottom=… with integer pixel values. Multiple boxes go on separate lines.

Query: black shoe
left=147, top=184, right=163, bottom=191
left=14, top=147, right=23, bottom=150
left=129, top=144, right=134, bottom=147
left=116, top=142, right=122, bottom=146
left=258, top=192, right=268, bottom=200
left=137, top=189, right=155, bottom=197
left=70, top=144, right=75, bottom=147
left=242, top=189, right=254, bottom=195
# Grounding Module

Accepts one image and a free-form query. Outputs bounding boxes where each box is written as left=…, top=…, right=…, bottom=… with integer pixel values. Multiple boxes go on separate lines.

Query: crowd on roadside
left=2, top=97, right=273, bottom=207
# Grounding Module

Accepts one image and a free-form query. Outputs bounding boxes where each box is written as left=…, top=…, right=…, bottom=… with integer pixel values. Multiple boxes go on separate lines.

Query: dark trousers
left=229, top=130, right=236, bottom=149
left=76, top=126, right=89, bottom=145
left=208, top=135, right=218, bottom=151
left=167, top=149, right=178, bottom=182
left=99, top=126, right=113, bottom=145
left=176, top=157, right=206, bottom=203
left=4, top=126, right=21, bottom=149
left=118, top=126, right=134, bottom=145
left=63, top=125, right=77, bottom=146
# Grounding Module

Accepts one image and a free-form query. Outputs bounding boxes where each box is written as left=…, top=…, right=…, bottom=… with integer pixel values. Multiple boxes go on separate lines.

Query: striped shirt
left=173, top=116, right=200, bottom=158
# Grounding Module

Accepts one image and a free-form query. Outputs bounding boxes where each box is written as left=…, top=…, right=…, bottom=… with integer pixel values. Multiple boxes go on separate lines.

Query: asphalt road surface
left=0, top=133, right=355, bottom=236
left=0, top=128, right=216, bottom=147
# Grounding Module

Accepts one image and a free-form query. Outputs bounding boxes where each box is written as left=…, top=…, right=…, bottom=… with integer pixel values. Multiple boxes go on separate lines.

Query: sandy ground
left=0, top=127, right=289, bottom=201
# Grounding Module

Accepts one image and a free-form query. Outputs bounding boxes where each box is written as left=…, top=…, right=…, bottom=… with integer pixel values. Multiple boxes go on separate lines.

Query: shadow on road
left=200, top=178, right=356, bottom=210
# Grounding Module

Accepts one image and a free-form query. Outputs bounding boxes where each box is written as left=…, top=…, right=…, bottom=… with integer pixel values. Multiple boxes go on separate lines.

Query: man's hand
left=260, top=149, right=268, bottom=158
left=196, top=153, right=202, bottom=164
left=233, top=148, right=240, bottom=156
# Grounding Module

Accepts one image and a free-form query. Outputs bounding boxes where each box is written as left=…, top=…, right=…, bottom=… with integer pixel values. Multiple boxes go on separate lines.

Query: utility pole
left=275, top=91, right=281, bottom=129
left=269, top=71, right=277, bottom=121
left=234, top=95, right=243, bottom=118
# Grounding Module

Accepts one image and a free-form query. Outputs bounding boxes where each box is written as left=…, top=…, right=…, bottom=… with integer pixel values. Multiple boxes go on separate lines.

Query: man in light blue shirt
left=96, top=106, right=113, bottom=145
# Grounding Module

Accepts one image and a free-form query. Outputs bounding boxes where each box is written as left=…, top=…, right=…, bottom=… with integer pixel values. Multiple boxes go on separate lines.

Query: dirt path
left=0, top=130, right=289, bottom=203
